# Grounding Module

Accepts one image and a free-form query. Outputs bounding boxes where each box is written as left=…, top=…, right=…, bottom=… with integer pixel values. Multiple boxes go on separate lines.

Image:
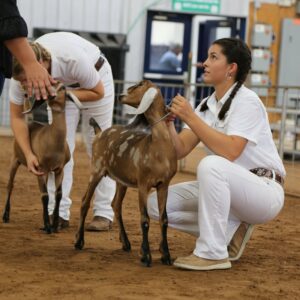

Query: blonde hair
left=12, top=42, right=52, bottom=78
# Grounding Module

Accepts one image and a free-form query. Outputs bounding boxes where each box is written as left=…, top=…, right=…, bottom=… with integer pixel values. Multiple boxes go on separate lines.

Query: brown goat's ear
left=66, top=91, right=86, bottom=110
left=55, top=82, right=65, bottom=93
left=22, top=96, right=45, bottom=114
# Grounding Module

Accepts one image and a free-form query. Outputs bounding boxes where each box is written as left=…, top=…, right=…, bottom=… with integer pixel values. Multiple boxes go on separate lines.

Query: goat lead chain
left=148, top=111, right=171, bottom=128
left=148, top=102, right=173, bottom=128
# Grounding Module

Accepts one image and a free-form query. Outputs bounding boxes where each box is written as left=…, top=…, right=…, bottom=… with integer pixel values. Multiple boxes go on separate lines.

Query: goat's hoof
left=40, top=226, right=52, bottom=234
left=122, top=241, right=131, bottom=252
left=45, top=226, right=52, bottom=234
left=161, top=255, right=173, bottom=265
left=75, top=240, right=84, bottom=250
left=2, top=214, right=10, bottom=223
left=2, top=212, right=9, bottom=223
left=52, top=227, right=59, bottom=233
left=141, top=255, right=152, bottom=267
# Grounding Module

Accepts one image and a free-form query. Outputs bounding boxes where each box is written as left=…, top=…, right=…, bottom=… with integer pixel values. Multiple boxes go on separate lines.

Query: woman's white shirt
left=189, top=84, right=286, bottom=177
left=9, top=31, right=101, bottom=105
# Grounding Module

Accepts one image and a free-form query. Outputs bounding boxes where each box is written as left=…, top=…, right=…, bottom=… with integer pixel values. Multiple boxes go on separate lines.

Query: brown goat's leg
left=52, top=170, right=64, bottom=232
left=156, top=183, right=172, bottom=265
left=138, top=186, right=152, bottom=267
left=3, top=158, right=20, bottom=223
left=74, top=174, right=103, bottom=250
left=111, top=183, right=130, bottom=251
left=37, top=176, right=52, bottom=234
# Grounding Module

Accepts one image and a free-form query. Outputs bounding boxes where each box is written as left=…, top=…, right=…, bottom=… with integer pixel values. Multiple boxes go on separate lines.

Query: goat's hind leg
left=2, top=158, right=20, bottom=223
left=37, top=175, right=52, bottom=234
left=74, top=173, right=103, bottom=250
left=111, top=183, right=130, bottom=251
left=156, top=183, right=172, bottom=265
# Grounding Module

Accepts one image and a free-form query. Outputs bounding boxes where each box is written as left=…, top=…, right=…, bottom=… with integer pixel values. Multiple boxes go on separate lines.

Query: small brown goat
left=2, top=83, right=71, bottom=233
left=75, top=80, right=177, bottom=266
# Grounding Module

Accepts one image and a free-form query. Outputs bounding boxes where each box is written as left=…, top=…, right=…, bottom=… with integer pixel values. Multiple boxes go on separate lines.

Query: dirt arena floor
left=0, top=135, right=299, bottom=300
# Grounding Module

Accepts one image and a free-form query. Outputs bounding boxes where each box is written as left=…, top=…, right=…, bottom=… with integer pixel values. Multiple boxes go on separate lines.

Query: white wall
left=0, top=0, right=249, bottom=126
left=16, top=0, right=249, bottom=82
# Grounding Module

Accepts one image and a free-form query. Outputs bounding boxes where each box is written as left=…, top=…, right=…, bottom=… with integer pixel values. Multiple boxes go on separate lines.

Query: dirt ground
left=0, top=136, right=299, bottom=300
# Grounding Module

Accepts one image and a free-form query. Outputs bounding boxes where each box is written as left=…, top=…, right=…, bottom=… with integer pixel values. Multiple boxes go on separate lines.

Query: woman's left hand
left=170, top=94, right=194, bottom=123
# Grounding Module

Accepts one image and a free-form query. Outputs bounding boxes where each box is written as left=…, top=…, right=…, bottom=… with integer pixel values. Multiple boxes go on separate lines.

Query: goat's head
left=23, top=82, right=66, bottom=114
left=120, top=80, right=160, bottom=114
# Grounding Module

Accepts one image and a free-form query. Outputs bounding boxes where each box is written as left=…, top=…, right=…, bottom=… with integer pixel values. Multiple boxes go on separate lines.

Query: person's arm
left=4, top=37, right=56, bottom=100
left=165, top=116, right=200, bottom=159
left=10, top=102, right=44, bottom=175
left=170, top=94, right=247, bottom=161
left=69, top=80, right=104, bottom=102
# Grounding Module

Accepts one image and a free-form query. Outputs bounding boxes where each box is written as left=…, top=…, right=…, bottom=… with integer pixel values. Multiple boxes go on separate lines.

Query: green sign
left=172, top=0, right=220, bottom=14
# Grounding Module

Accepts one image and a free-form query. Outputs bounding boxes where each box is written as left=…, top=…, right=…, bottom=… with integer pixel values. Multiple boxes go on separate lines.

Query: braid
left=218, top=81, right=243, bottom=120
left=199, top=98, right=209, bottom=112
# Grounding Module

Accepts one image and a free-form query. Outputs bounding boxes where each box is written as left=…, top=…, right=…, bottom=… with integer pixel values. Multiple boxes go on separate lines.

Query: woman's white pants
left=147, top=155, right=284, bottom=260
left=47, top=61, right=116, bottom=221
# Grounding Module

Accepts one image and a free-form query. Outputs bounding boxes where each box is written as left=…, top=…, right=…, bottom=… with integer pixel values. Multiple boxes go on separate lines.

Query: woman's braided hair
left=200, top=38, right=252, bottom=120
left=12, top=42, right=52, bottom=78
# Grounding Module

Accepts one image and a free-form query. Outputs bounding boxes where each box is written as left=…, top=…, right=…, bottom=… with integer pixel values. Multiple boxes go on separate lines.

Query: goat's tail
left=89, top=117, right=102, bottom=134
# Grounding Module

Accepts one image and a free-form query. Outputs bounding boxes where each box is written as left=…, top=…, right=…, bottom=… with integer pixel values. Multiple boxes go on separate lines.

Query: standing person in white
left=9, top=32, right=116, bottom=230
left=147, top=38, right=285, bottom=271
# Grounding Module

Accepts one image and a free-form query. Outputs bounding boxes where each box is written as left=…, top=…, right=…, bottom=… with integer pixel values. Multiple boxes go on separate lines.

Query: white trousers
left=147, top=155, right=284, bottom=260
left=48, top=60, right=116, bottom=221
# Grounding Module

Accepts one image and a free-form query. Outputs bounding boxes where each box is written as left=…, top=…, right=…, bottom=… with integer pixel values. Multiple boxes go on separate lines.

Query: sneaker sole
left=229, top=224, right=254, bottom=262
left=173, top=261, right=232, bottom=271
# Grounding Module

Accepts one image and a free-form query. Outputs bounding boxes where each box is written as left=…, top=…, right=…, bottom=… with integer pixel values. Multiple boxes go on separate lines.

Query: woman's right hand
left=26, top=153, right=44, bottom=176
left=165, top=112, right=176, bottom=126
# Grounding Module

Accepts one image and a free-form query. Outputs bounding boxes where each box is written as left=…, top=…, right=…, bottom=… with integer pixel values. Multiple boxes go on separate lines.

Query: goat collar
left=126, top=87, right=157, bottom=115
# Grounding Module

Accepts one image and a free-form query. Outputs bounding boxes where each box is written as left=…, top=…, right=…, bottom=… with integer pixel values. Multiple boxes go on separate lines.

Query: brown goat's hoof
left=141, top=255, right=152, bottom=267
left=40, top=226, right=53, bottom=234
left=161, top=255, right=173, bottom=265
left=122, top=240, right=131, bottom=252
left=2, top=213, right=9, bottom=223
left=75, top=241, right=84, bottom=250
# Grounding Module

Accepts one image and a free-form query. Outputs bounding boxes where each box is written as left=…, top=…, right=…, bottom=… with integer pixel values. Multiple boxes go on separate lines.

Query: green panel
left=172, top=0, right=220, bottom=14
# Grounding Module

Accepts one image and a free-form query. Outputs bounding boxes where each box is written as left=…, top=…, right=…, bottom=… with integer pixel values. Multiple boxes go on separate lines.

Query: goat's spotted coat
left=75, top=80, right=177, bottom=267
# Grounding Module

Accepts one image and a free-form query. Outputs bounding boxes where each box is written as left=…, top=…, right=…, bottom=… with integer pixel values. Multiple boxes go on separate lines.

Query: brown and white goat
left=2, top=83, right=71, bottom=233
left=75, top=80, right=177, bottom=266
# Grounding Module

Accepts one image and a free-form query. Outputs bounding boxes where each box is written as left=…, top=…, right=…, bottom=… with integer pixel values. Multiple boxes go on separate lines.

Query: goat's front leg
left=111, top=183, right=129, bottom=251
left=52, top=170, right=64, bottom=232
left=74, top=173, right=102, bottom=250
left=138, top=185, right=152, bottom=267
left=156, top=183, right=172, bottom=265
left=3, top=159, right=20, bottom=223
left=37, top=176, right=52, bottom=234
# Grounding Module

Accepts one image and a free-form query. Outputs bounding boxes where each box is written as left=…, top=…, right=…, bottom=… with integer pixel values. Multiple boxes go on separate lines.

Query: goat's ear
left=135, top=87, right=157, bottom=114
left=66, top=91, right=87, bottom=110
left=22, top=96, right=45, bottom=114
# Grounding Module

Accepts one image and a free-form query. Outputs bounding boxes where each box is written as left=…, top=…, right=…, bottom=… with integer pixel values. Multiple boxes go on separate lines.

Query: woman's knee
left=197, top=155, right=229, bottom=181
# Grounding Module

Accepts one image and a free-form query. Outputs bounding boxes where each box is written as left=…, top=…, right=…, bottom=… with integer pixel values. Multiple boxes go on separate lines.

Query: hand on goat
left=25, top=63, right=57, bottom=100
left=170, top=94, right=194, bottom=123
left=26, top=152, right=44, bottom=176
left=165, top=111, right=177, bottom=127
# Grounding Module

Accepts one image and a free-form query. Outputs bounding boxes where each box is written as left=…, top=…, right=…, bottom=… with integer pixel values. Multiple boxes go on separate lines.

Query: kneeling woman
left=147, top=38, right=285, bottom=271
